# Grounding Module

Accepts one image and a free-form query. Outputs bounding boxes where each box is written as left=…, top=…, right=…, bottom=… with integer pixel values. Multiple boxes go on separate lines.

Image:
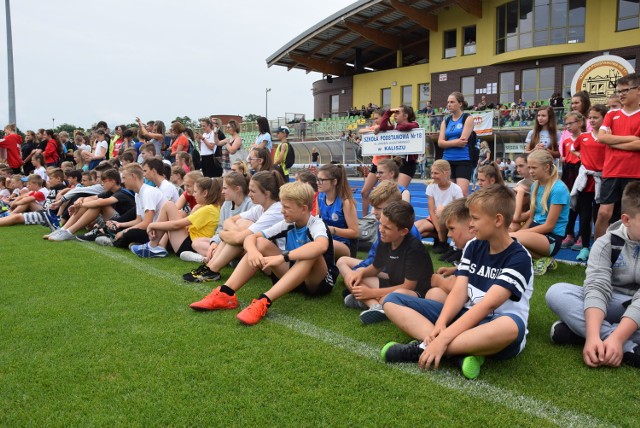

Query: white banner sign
left=473, top=111, right=494, bottom=137
left=504, top=143, right=526, bottom=153
left=361, top=128, right=426, bottom=156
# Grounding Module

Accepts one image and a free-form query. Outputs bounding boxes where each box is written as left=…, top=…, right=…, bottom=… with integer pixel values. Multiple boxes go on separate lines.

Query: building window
left=562, top=63, right=580, bottom=97
left=381, top=88, right=391, bottom=110
left=463, top=26, right=477, bottom=55
left=401, top=85, right=413, bottom=106
left=461, top=76, right=475, bottom=107
left=618, top=0, right=640, bottom=31
left=522, top=67, right=555, bottom=102
left=444, top=29, right=457, bottom=58
left=496, top=0, right=585, bottom=54
left=331, top=94, right=340, bottom=118
left=500, top=72, right=516, bottom=104
left=418, top=83, right=431, bottom=110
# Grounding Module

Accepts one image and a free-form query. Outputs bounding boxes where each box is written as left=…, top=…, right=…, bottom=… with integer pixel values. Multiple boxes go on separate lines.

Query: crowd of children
left=2, top=73, right=640, bottom=380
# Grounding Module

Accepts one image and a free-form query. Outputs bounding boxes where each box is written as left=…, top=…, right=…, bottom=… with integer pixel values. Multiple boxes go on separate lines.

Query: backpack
left=285, top=142, right=295, bottom=169
left=357, top=213, right=378, bottom=250
left=445, top=112, right=479, bottom=165
left=187, top=138, right=201, bottom=170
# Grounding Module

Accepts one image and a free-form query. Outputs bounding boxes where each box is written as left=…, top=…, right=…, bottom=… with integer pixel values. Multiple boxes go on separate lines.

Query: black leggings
left=577, top=191, right=598, bottom=248
left=563, top=162, right=581, bottom=237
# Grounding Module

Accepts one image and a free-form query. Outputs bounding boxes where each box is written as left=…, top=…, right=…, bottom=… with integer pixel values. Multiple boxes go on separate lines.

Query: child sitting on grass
left=341, top=200, right=432, bottom=324
left=131, top=177, right=223, bottom=258
left=381, top=184, right=533, bottom=380
left=427, top=198, right=475, bottom=303
left=546, top=181, right=640, bottom=369
left=189, top=181, right=338, bottom=326
left=510, top=149, right=570, bottom=275
left=337, top=181, right=424, bottom=303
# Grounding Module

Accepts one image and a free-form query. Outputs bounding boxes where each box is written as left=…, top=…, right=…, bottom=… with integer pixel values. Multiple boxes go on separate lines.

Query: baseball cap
left=276, top=126, right=290, bottom=135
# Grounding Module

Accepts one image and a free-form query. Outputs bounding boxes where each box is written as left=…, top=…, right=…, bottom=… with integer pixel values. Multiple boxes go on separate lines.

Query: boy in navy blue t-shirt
left=381, top=184, right=533, bottom=379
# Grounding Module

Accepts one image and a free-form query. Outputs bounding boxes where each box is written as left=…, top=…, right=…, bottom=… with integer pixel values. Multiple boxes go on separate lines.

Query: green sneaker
left=533, top=257, right=553, bottom=276
left=461, top=355, right=485, bottom=379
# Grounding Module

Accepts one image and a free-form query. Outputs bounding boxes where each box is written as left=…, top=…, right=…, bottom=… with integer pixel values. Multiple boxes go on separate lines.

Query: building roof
left=266, top=0, right=482, bottom=75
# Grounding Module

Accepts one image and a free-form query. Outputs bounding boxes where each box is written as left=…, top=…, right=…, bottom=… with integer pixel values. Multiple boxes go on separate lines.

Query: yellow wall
left=353, top=63, right=430, bottom=110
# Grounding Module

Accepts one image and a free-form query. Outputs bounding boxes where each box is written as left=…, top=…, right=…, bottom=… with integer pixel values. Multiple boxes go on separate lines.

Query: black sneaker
left=182, top=264, right=209, bottom=281
left=549, top=321, right=585, bottom=345
left=623, top=344, right=640, bottom=368
left=183, top=265, right=220, bottom=282
left=432, top=242, right=449, bottom=254
left=381, top=341, right=423, bottom=363
left=77, top=227, right=104, bottom=242
left=445, top=249, right=463, bottom=264
left=438, top=247, right=456, bottom=261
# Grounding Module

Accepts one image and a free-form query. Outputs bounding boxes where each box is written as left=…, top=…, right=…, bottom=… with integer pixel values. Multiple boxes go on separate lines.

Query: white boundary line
left=83, top=243, right=611, bottom=428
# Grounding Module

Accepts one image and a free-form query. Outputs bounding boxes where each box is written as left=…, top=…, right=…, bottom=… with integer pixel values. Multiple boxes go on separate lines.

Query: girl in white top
left=524, top=106, right=561, bottom=158
left=187, top=170, right=285, bottom=282
left=415, top=159, right=463, bottom=252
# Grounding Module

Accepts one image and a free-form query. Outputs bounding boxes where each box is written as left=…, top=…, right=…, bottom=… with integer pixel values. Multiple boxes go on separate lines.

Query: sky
left=0, top=0, right=350, bottom=130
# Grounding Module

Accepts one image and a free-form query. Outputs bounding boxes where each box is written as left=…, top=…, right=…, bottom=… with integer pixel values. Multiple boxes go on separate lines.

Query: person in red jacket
left=41, top=129, right=61, bottom=166
left=378, top=105, right=420, bottom=188
left=0, top=123, right=24, bottom=174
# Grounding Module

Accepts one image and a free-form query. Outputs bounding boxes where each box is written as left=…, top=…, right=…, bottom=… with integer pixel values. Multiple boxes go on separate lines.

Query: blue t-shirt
left=318, top=192, right=351, bottom=245
left=255, top=133, right=272, bottom=151
left=443, top=115, right=470, bottom=162
left=531, top=179, right=570, bottom=237
left=456, top=238, right=534, bottom=351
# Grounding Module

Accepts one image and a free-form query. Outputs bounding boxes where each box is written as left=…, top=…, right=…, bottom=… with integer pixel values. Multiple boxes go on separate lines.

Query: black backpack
left=285, top=142, right=295, bottom=169
left=445, top=112, right=479, bottom=164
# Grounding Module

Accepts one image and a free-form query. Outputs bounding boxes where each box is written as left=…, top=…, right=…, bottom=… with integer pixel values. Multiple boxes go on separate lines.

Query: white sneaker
left=49, top=228, right=75, bottom=241
left=359, top=304, right=388, bottom=324
left=180, top=251, right=205, bottom=263
left=95, top=236, right=114, bottom=246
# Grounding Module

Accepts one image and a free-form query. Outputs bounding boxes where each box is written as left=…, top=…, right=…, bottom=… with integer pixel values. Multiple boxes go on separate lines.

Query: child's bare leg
left=509, top=230, right=550, bottom=258
left=0, top=213, right=25, bottom=226
left=424, top=287, right=448, bottom=302
left=167, top=229, right=189, bottom=254
left=337, top=256, right=360, bottom=291
left=208, top=242, right=243, bottom=272
left=224, top=236, right=282, bottom=292
left=355, top=275, right=381, bottom=307
left=384, top=302, right=435, bottom=340
left=333, top=241, right=350, bottom=259
left=66, top=207, right=100, bottom=233
left=149, top=202, right=181, bottom=247
left=265, top=255, right=328, bottom=301
left=191, top=237, right=211, bottom=256
left=415, top=219, right=435, bottom=238
left=360, top=172, right=378, bottom=217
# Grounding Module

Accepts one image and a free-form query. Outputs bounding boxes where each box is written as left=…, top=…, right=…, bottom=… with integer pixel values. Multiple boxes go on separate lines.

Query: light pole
left=52, top=118, right=55, bottom=130
left=5, top=0, right=16, bottom=124
left=265, top=88, right=271, bottom=119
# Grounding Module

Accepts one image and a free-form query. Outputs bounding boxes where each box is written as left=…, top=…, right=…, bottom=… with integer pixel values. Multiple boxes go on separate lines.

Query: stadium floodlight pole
left=5, top=0, right=17, bottom=125
left=265, top=88, right=271, bottom=119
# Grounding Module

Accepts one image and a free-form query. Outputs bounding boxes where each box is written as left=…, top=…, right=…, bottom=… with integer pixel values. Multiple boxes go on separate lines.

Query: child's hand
left=262, top=255, right=284, bottom=269
left=206, top=242, right=218, bottom=260
left=583, top=336, right=605, bottom=367
left=246, top=250, right=264, bottom=269
left=418, top=335, right=448, bottom=370
left=602, top=336, right=624, bottom=367
left=346, top=269, right=364, bottom=288
left=351, top=285, right=374, bottom=300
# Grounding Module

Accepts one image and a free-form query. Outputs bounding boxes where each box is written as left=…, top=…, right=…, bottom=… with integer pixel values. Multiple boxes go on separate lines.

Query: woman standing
left=42, top=129, right=62, bottom=167
left=438, top=93, right=475, bottom=196
left=379, top=105, right=419, bottom=188
left=196, top=118, right=220, bottom=178
left=136, top=118, right=166, bottom=158
left=359, top=109, right=386, bottom=217
left=524, top=106, right=561, bottom=159
left=252, top=117, right=272, bottom=151
left=215, top=120, right=242, bottom=175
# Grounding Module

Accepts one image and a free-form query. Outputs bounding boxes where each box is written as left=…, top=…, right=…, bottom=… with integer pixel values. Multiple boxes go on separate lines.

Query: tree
left=244, top=113, right=261, bottom=122
left=173, top=116, right=198, bottom=129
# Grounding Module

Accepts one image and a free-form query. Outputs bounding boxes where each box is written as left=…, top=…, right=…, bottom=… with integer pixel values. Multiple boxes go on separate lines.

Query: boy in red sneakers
left=190, top=181, right=338, bottom=325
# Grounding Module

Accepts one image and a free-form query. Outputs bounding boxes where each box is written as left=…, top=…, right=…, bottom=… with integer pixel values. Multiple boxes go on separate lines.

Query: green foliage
left=244, top=113, right=261, bottom=122
left=173, top=116, right=199, bottom=129
left=0, top=226, right=636, bottom=427
left=54, top=123, right=80, bottom=134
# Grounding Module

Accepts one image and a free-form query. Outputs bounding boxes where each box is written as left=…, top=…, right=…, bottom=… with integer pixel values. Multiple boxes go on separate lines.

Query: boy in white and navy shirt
left=381, top=185, right=533, bottom=379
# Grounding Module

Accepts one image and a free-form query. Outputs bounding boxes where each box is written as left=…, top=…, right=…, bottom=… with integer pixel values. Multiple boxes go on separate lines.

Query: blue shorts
left=530, top=221, right=563, bottom=257
left=384, top=293, right=526, bottom=360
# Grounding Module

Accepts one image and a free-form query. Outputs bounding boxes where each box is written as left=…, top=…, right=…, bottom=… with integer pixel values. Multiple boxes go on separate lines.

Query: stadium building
left=266, top=0, right=639, bottom=159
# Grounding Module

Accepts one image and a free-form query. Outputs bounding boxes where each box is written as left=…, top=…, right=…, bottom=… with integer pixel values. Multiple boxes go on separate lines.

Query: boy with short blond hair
left=381, top=184, right=533, bottom=379
left=546, top=181, right=640, bottom=369
left=427, top=197, right=476, bottom=302
left=342, top=200, right=432, bottom=324
left=0, top=173, right=62, bottom=230
left=190, top=181, right=338, bottom=326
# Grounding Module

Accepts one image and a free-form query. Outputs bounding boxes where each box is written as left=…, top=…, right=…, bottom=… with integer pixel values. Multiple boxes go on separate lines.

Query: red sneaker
left=237, top=298, right=269, bottom=325
left=189, top=287, right=238, bottom=311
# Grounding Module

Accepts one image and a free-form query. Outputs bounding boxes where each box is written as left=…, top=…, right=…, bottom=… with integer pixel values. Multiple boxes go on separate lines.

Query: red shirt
left=43, top=139, right=60, bottom=165
left=561, top=135, right=581, bottom=165
left=573, top=131, right=605, bottom=172
left=601, top=108, right=640, bottom=178
left=171, top=135, right=188, bottom=154
left=0, top=133, right=24, bottom=169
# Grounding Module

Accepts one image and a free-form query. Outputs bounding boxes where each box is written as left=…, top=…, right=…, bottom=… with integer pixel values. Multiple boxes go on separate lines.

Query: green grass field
left=1, top=225, right=638, bottom=427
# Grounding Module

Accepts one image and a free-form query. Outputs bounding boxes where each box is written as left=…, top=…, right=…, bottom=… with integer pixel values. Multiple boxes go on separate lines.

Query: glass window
left=496, top=0, right=585, bottom=53
left=617, top=0, right=640, bottom=31
left=461, top=76, right=475, bottom=107
left=500, top=72, right=516, bottom=104
left=331, top=95, right=340, bottom=118
left=562, top=63, right=580, bottom=97
left=381, top=88, right=391, bottom=110
left=522, top=67, right=555, bottom=102
left=402, top=85, right=413, bottom=106
left=418, top=84, right=430, bottom=109
left=463, top=26, right=477, bottom=55
left=444, top=29, right=457, bottom=58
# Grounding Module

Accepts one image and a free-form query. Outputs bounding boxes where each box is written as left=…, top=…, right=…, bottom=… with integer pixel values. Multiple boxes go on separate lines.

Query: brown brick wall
left=312, top=76, right=353, bottom=119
